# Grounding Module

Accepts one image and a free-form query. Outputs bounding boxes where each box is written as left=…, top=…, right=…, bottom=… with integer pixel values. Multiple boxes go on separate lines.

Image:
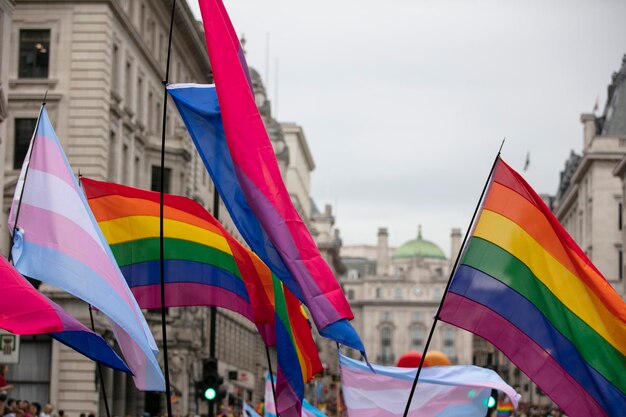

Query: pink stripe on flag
left=29, top=134, right=78, bottom=190
left=197, top=0, right=355, bottom=330
left=440, top=293, right=607, bottom=417
left=131, top=283, right=254, bottom=319
left=17, top=203, right=134, bottom=303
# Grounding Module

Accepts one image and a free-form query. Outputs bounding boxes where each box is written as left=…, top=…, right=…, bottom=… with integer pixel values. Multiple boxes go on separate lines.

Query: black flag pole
left=265, top=346, right=280, bottom=417
left=88, top=305, right=112, bottom=417
left=159, top=1, right=177, bottom=417
left=8, top=92, right=47, bottom=265
left=401, top=139, right=505, bottom=417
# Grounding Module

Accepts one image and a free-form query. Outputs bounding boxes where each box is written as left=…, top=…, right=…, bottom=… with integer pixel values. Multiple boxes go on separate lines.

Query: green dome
left=392, top=226, right=446, bottom=260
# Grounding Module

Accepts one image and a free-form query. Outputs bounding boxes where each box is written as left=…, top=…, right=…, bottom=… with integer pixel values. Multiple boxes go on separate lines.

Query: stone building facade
left=339, top=227, right=472, bottom=366
left=0, top=1, right=342, bottom=416
left=554, top=54, right=626, bottom=298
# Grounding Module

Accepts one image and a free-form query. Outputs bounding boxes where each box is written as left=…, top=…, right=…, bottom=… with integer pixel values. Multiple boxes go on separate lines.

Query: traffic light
left=199, top=358, right=223, bottom=402
left=484, top=389, right=497, bottom=417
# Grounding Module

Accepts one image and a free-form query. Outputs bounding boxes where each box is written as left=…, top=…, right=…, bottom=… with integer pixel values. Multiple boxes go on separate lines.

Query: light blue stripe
left=15, top=240, right=161, bottom=370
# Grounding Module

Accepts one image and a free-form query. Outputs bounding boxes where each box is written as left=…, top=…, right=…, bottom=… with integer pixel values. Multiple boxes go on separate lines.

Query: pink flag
left=9, top=108, right=164, bottom=390
left=0, top=255, right=129, bottom=372
left=195, top=0, right=363, bottom=352
left=340, top=354, right=519, bottom=417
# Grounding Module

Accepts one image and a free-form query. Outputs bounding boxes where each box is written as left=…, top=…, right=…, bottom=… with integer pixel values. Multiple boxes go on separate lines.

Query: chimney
left=450, top=228, right=462, bottom=262
left=580, top=113, right=596, bottom=150
left=377, top=227, right=389, bottom=276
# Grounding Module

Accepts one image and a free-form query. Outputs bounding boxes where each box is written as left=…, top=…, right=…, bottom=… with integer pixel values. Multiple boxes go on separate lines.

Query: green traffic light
left=204, top=387, right=217, bottom=401
left=484, top=396, right=496, bottom=408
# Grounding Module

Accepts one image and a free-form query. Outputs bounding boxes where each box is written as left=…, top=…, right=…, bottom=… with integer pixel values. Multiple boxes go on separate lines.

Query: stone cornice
left=17, top=0, right=211, bottom=82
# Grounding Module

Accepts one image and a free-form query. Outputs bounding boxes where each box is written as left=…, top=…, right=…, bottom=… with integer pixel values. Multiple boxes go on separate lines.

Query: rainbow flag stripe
left=440, top=158, right=626, bottom=417
left=83, top=178, right=321, bottom=416
left=83, top=178, right=258, bottom=323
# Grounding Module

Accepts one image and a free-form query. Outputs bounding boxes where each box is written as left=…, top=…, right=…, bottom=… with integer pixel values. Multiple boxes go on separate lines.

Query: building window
left=381, top=311, right=392, bottom=322
left=19, top=29, right=50, bottom=78
left=9, top=335, right=51, bottom=404
left=619, top=202, right=623, bottom=231
left=411, top=311, right=424, bottom=323
left=619, top=250, right=623, bottom=281
left=347, top=289, right=354, bottom=300
left=394, top=288, right=403, bottom=299
left=410, top=326, right=424, bottom=350
left=124, top=60, right=133, bottom=108
left=151, top=165, right=171, bottom=193
left=13, top=118, right=37, bottom=169
left=442, top=327, right=455, bottom=360
left=380, top=326, right=393, bottom=364
left=111, top=44, right=120, bottom=92
left=108, top=130, right=117, bottom=181
left=375, top=287, right=383, bottom=299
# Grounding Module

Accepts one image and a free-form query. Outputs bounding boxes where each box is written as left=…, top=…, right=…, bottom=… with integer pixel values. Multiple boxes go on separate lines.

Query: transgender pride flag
left=9, top=107, right=164, bottom=391
left=339, top=354, right=519, bottom=417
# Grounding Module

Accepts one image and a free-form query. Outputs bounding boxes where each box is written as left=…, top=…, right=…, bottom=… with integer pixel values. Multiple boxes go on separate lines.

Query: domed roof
left=392, top=226, right=446, bottom=260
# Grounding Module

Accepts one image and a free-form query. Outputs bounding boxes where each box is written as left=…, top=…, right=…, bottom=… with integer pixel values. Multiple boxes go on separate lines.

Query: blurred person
left=40, top=404, right=54, bottom=417
left=0, top=367, right=13, bottom=393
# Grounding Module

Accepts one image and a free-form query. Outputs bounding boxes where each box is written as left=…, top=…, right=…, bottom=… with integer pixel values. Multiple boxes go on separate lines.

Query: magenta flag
left=0, top=255, right=129, bottom=373
left=196, top=0, right=363, bottom=351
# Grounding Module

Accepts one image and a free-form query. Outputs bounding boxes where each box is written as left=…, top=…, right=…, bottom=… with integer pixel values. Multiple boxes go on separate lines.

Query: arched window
left=442, top=327, right=455, bottom=360
left=410, top=325, right=425, bottom=350
left=380, top=326, right=393, bottom=364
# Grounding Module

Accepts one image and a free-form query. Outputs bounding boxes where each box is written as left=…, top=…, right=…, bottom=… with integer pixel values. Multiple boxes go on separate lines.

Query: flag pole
left=8, top=93, right=47, bottom=264
left=264, top=346, right=280, bottom=417
left=88, top=304, right=112, bottom=417
left=159, top=1, right=177, bottom=417
left=401, top=139, right=505, bottom=417
left=209, top=190, right=219, bottom=417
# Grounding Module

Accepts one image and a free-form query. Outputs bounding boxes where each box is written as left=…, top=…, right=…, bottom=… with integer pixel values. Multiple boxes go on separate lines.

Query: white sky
left=186, top=0, right=626, bottom=255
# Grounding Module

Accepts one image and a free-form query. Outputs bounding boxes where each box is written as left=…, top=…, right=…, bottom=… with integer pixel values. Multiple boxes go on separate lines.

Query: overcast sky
left=186, top=0, right=626, bottom=255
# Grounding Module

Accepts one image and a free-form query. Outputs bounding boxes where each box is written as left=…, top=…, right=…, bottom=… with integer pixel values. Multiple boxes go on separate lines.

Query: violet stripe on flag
left=167, top=82, right=365, bottom=353
left=0, top=254, right=129, bottom=373
left=195, top=0, right=360, bottom=344
left=339, top=353, right=519, bottom=417
left=8, top=108, right=164, bottom=391
left=439, top=158, right=626, bottom=417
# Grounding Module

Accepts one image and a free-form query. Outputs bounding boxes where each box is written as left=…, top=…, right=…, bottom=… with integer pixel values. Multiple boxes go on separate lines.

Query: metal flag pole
left=8, top=92, right=47, bottom=265
left=401, top=139, right=505, bottom=417
left=265, top=346, right=280, bottom=417
left=88, top=304, right=112, bottom=417
left=159, top=1, right=177, bottom=417
left=209, top=190, right=219, bottom=417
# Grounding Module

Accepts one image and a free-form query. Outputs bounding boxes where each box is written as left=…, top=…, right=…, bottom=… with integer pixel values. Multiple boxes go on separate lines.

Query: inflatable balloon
left=423, top=351, right=451, bottom=367
left=396, top=351, right=423, bottom=368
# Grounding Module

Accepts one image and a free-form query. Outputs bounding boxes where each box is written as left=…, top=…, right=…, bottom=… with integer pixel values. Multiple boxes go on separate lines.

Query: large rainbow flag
left=83, top=177, right=259, bottom=322
left=83, top=178, right=321, bottom=417
left=192, top=0, right=364, bottom=353
left=440, top=158, right=626, bottom=417
left=8, top=108, right=164, bottom=390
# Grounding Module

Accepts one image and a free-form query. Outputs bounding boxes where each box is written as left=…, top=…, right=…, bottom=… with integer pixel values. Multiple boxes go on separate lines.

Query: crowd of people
left=502, top=402, right=568, bottom=417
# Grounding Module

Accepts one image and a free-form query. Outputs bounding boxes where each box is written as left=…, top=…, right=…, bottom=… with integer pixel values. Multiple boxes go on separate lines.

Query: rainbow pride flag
left=496, top=398, right=514, bottom=416
left=83, top=178, right=321, bottom=417
left=440, top=158, right=626, bottom=417
left=83, top=177, right=258, bottom=322
left=193, top=0, right=363, bottom=353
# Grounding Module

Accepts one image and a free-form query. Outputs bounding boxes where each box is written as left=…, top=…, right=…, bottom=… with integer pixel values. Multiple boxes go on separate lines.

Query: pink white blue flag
left=8, top=107, right=165, bottom=391
left=339, top=353, right=519, bottom=417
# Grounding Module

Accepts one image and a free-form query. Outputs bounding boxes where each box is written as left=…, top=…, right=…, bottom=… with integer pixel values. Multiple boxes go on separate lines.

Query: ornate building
left=0, top=1, right=342, bottom=416
left=554, top=54, right=626, bottom=297
left=339, top=226, right=472, bottom=366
